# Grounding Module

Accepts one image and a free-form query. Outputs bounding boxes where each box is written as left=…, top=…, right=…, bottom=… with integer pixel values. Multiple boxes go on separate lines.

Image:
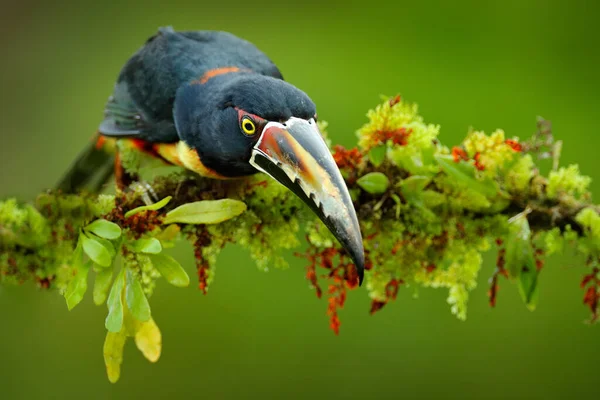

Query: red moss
left=489, top=243, right=509, bottom=308
left=505, top=139, right=522, bottom=152
left=372, top=127, right=412, bottom=148
left=370, top=279, right=403, bottom=315
left=581, top=267, right=599, bottom=322
left=452, top=147, right=468, bottom=162
left=327, top=273, right=347, bottom=335
left=370, top=300, right=386, bottom=314
left=191, top=228, right=213, bottom=294
left=473, top=153, right=485, bottom=171
left=488, top=277, right=499, bottom=308
left=295, top=236, right=364, bottom=334
left=122, top=211, right=161, bottom=239
left=391, top=240, right=407, bottom=255
left=332, top=145, right=363, bottom=171
left=389, top=95, right=402, bottom=107
left=36, top=276, right=52, bottom=289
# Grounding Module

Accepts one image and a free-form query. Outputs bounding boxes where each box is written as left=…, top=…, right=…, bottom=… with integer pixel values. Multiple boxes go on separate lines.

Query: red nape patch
left=194, top=67, right=244, bottom=85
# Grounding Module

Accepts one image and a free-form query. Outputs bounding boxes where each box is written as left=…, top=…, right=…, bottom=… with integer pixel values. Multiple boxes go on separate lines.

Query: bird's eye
left=241, top=116, right=257, bottom=135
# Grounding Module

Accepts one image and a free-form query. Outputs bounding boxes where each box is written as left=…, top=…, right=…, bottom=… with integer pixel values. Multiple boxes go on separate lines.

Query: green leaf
left=134, top=318, right=162, bottom=363
left=93, top=267, right=114, bottom=306
left=504, top=215, right=533, bottom=279
left=148, top=253, right=190, bottom=287
left=105, top=269, right=125, bottom=332
left=163, top=199, right=247, bottom=225
left=434, top=154, right=498, bottom=198
left=397, top=175, right=430, bottom=192
left=103, top=330, right=126, bottom=384
left=390, top=193, right=402, bottom=219
left=65, top=260, right=90, bottom=311
left=421, top=145, right=436, bottom=166
left=421, top=190, right=446, bottom=208
left=85, top=219, right=122, bottom=240
left=503, top=215, right=540, bottom=310
left=125, top=269, right=151, bottom=322
left=368, top=145, right=387, bottom=167
left=125, top=196, right=172, bottom=218
left=398, top=175, right=431, bottom=204
left=91, top=235, right=116, bottom=258
left=81, top=233, right=113, bottom=267
left=155, top=224, right=180, bottom=242
left=356, top=172, right=390, bottom=194
left=518, top=265, right=540, bottom=311
left=130, top=237, right=162, bottom=254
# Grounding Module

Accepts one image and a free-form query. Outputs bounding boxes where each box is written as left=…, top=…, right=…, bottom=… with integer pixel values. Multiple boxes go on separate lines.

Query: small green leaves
left=125, top=269, right=151, bottom=322
left=368, top=145, right=386, bottom=167
left=94, top=267, right=114, bottom=306
left=505, top=215, right=533, bottom=278
left=80, top=233, right=112, bottom=267
left=518, top=265, right=540, bottom=311
left=64, top=247, right=90, bottom=311
left=505, top=214, right=539, bottom=310
left=134, top=318, right=162, bottom=363
left=125, top=196, right=172, bottom=218
left=130, top=237, right=162, bottom=254
left=435, top=154, right=497, bottom=198
left=103, top=330, right=126, bottom=383
left=85, top=219, right=122, bottom=240
left=149, top=253, right=190, bottom=287
left=163, top=199, right=247, bottom=225
left=105, top=269, right=125, bottom=332
left=398, top=176, right=430, bottom=198
left=357, top=172, right=390, bottom=194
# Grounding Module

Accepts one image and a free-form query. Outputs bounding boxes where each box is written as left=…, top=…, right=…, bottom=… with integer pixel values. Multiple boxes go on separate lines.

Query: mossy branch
left=2, top=96, right=600, bottom=382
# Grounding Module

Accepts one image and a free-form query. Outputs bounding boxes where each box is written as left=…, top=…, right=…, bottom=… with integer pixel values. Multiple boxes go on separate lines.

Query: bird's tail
left=55, top=134, right=116, bottom=194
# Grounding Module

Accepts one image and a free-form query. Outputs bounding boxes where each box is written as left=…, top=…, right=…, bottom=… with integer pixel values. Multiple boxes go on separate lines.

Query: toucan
left=56, top=27, right=365, bottom=284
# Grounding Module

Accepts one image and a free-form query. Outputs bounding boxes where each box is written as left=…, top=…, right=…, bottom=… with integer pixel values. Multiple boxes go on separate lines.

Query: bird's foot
left=129, top=181, right=159, bottom=206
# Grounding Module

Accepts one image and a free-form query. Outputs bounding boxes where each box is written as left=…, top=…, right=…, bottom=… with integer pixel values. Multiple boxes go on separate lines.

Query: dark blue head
left=174, top=73, right=316, bottom=177
left=173, top=72, right=365, bottom=284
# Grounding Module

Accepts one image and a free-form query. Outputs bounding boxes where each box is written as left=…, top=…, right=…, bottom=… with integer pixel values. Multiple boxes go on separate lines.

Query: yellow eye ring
left=241, top=116, right=256, bottom=135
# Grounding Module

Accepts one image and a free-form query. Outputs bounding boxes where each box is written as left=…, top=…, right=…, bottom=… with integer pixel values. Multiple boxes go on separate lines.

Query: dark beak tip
left=351, top=251, right=365, bottom=286
left=357, top=267, right=364, bottom=286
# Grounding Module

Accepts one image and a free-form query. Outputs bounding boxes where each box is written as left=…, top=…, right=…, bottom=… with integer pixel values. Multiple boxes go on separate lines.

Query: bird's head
left=174, top=73, right=365, bottom=284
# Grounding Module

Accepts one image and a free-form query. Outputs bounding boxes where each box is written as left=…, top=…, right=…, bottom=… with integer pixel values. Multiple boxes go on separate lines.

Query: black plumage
left=100, top=27, right=285, bottom=143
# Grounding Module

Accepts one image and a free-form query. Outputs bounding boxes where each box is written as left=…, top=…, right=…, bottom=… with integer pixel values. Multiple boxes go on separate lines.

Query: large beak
left=250, top=117, right=365, bottom=285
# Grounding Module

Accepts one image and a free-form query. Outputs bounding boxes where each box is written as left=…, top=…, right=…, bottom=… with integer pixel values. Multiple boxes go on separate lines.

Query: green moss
left=547, top=164, right=591, bottom=200
left=2, top=95, right=600, bottom=382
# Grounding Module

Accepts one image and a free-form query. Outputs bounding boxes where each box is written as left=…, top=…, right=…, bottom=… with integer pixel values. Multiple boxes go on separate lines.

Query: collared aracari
left=56, top=27, right=365, bottom=283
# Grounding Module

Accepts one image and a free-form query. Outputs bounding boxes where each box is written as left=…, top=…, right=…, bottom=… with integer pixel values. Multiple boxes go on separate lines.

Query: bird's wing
left=98, top=80, right=179, bottom=142
left=99, top=27, right=283, bottom=143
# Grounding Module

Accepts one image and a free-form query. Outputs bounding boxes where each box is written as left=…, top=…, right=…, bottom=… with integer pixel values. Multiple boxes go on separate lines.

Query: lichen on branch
left=1, top=95, right=599, bottom=382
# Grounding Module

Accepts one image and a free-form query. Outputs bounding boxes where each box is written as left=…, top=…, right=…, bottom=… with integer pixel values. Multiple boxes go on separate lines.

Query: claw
left=130, top=181, right=157, bottom=206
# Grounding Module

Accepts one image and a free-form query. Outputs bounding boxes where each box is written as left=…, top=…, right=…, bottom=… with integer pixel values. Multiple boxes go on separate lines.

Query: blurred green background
left=1, top=0, right=599, bottom=398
